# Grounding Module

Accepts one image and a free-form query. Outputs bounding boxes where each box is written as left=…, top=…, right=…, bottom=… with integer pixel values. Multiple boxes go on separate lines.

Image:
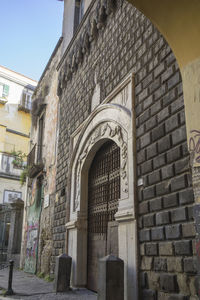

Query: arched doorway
left=66, top=83, right=138, bottom=299
left=87, top=140, right=120, bottom=291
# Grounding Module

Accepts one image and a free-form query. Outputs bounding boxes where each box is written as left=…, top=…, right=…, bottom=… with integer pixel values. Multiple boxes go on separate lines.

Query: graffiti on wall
left=24, top=178, right=43, bottom=273
left=24, top=221, right=39, bottom=273
left=189, top=130, right=200, bottom=164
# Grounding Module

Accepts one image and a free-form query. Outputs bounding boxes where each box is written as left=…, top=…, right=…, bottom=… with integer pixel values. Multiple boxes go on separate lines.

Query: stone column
left=115, top=212, right=138, bottom=300
left=7, top=199, right=24, bottom=267
left=65, top=216, right=88, bottom=287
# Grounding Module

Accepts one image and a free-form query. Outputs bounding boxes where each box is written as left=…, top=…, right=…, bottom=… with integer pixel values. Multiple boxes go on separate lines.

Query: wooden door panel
left=87, top=141, right=120, bottom=292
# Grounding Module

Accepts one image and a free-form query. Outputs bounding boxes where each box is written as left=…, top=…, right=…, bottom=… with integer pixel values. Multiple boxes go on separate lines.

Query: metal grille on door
left=87, top=141, right=120, bottom=291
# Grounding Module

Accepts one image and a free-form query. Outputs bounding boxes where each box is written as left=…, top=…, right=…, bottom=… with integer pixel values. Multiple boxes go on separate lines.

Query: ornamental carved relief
left=74, top=121, right=128, bottom=211
left=57, top=0, right=117, bottom=96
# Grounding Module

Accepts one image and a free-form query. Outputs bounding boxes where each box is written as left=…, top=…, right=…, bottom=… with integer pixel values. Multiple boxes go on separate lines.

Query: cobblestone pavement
left=0, top=268, right=97, bottom=300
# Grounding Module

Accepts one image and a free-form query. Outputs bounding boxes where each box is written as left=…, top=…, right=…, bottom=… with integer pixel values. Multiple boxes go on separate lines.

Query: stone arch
left=68, top=103, right=134, bottom=218
left=66, top=79, right=138, bottom=299
left=124, top=1, right=200, bottom=291
left=127, top=0, right=200, bottom=168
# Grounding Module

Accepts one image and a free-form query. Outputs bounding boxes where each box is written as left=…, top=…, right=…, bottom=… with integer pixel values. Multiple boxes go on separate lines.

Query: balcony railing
left=27, top=144, right=36, bottom=167
left=27, top=144, right=44, bottom=178
left=18, top=96, right=32, bottom=113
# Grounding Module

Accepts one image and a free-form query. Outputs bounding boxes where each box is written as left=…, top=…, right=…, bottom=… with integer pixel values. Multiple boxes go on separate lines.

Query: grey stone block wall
left=54, top=0, right=196, bottom=297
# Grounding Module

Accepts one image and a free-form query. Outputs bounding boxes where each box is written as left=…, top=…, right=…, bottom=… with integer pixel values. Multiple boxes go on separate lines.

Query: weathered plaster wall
left=22, top=42, right=61, bottom=276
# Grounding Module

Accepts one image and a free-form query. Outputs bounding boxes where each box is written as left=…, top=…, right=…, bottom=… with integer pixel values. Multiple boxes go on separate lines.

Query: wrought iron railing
left=27, top=144, right=36, bottom=167
left=27, top=144, right=43, bottom=166
left=27, top=144, right=44, bottom=178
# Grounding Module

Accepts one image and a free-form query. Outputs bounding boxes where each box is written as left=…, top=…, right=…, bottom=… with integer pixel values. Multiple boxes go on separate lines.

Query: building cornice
left=0, top=72, right=36, bottom=91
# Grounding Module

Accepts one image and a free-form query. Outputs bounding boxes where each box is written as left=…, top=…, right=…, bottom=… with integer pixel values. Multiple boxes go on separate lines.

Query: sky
left=0, top=0, right=64, bottom=81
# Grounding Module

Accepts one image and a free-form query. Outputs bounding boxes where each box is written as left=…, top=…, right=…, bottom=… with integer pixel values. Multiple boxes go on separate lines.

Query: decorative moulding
left=57, top=0, right=117, bottom=96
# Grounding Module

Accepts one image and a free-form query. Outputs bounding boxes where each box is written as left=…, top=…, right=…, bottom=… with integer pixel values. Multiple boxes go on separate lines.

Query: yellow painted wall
left=5, top=132, right=29, bottom=154
left=0, top=104, right=31, bottom=136
left=0, top=104, right=31, bottom=155
left=0, top=124, right=6, bottom=152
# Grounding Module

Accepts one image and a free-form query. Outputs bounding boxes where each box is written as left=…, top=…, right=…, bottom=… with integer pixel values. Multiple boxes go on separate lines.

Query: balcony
left=18, top=93, right=32, bottom=113
left=27, top=144, right=44, bottom=178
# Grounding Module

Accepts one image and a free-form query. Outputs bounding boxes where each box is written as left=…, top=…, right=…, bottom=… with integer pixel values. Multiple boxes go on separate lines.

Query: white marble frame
left=65, top=75, right=138, bottom=300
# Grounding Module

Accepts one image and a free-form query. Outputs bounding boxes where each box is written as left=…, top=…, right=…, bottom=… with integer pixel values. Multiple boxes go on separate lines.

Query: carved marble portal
left=65, top=75, right=138, bottom=300
left=74, top=121, right=128, bottom=211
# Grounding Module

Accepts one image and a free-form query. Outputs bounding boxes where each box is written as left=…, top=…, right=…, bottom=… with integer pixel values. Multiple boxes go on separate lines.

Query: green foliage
left=10, top=150, right=28, bottom=186
left=37, top=272, right=54, bottom=282
left=37, top=272, right=45, bottom=278
left=20, top=167, right=28, bottom=186
left=44, top=274, right=54, bottom=282
left=10, top=150, right=26, bottom=169
left=1, top=288, right=7, bottom=296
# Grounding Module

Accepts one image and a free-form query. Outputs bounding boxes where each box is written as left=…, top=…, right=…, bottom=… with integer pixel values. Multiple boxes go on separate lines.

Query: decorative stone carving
left=76, top=46, right=83, bottom=65
left=82, top=32, right=90, bottom=54
left=89, top=18, right=98, bottom=42
left=74, top=122, right=128, bottom=211
left=57, top=63, right=68, bottom=96
left=57, top=70, right=63, bottom=97
left=65, top=64, right=72, bottom=81
left=71, top=52, right=77, bottom=73
left=106, top=0, right=116, bottom=15
left=97, top=1, right=107, bottom=29
left=57, top=0, right=118, bottom=95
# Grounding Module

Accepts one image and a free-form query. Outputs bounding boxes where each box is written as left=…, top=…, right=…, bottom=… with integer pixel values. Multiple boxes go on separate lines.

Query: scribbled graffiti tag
left=189, top=130, right=200, bottom=163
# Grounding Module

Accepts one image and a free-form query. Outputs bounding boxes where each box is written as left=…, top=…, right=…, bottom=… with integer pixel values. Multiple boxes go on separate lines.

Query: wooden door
left=87, top=141, right=120, bottom=291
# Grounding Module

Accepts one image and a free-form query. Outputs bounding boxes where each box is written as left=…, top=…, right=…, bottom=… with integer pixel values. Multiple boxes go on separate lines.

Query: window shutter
left=0, top=84, right=3, bottom=97
left=3, top=84, right=9, bottom=97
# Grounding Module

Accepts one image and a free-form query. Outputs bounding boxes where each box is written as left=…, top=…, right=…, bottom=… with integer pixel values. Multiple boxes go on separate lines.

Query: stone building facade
left=21, top=39, right=62, bottom=274
left=54, top=0, right=197, bottom=299
left=22, top=0, right=198, bottom=299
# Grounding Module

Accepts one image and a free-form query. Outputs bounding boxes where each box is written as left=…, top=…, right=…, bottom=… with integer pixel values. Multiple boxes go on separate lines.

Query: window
left=21, top=91, right=32, bottom=110
left=0, top=83, right=9, bottom=99
left=79, top=0, right=84, bottom=22
left=74, top=0, right=85, bottom=32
